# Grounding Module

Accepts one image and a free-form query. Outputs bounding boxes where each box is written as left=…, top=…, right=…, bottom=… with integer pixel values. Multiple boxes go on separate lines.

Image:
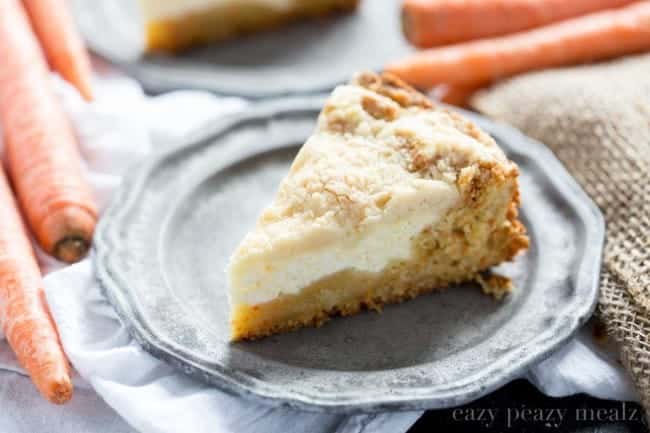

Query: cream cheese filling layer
left=228, top=180, right=459, bottom=306
left=140, top=0, right=299, bottom=21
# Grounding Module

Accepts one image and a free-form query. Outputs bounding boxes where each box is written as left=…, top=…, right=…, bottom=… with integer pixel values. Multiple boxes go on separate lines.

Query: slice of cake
left=139, top=0, right=360, bottom=53
left=227, top=72, right=529, bottom=341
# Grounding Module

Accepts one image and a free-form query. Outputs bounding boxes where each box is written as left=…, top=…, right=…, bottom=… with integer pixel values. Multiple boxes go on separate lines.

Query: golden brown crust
left=232, top=280, right=451, bottom=341
left=353, top=71, right=433, bottom=108
left=457, top=160, right=529, bottom=262
left=236, top=271, right=521, bottom=340
left=144, top=0, right=360, bottom=53
left=360, top=94, right=399, bottom=121
left=476, top=272, right=513, bottom=300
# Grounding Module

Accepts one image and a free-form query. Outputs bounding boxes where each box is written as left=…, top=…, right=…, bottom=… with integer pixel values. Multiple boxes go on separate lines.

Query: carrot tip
left=48, top=381, right=73, bottom=404
left=54, top=235, right=90, bottom=263
left=80, top=86, right=94, bottom=102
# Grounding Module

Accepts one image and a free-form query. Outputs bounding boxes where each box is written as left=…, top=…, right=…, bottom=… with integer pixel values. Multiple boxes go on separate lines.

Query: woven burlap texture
left=473, top=53, right=650, bottom=415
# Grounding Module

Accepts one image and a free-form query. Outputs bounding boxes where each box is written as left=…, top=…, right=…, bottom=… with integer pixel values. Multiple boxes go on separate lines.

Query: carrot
left=432, top=82, right=487, bottom=106
left=22, top=0, right=94, bottom=101
left=402, top=0, right=640, bottom=48
left=388, top=1, right=650, bottom=89
left=0, top=0, right=97, bottom=263
left=0, top=165, right=73, bottom=404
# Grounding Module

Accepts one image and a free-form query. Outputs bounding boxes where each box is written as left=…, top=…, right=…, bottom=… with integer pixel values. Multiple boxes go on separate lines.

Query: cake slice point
left=227, top=72, right=528, bottom=341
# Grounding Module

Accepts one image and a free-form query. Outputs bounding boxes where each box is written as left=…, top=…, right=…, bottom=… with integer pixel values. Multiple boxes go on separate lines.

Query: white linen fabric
left=0, top=68, right=638, bottom=433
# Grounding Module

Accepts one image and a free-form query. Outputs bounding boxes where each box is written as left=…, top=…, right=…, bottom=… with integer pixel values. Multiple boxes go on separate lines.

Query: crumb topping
left=233, top=72, right=518, bottom=258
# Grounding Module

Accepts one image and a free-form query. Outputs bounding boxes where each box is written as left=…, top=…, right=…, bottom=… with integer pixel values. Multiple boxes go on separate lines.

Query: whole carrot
left=388, top=1, right=650, bottom=89
left=402, top=0, right=639, bottom=48
left=0, top=165, right=73, bottom=404
left=23, top=0, right=94, bottom=101
left=0, top=0, right=97, bottom=263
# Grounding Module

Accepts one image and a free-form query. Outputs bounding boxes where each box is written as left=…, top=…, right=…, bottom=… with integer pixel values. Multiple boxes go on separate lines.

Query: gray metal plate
left=94, top=98, right=604, bottom=412
left=72, top=0, right=414, bottom=98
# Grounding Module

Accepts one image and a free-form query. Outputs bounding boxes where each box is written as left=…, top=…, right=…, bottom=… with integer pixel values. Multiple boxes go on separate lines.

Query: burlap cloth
left=472, top=53, right=650, bottom=416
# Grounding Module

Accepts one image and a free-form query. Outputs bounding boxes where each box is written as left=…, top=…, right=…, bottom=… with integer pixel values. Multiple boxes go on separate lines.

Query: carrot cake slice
left=139, top=0, right=360, bottom=53
left=227, top=72, right=529, bottom=341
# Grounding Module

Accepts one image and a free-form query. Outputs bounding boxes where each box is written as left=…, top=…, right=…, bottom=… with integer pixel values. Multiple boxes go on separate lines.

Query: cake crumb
left=476, top=272, right=513, bottom=300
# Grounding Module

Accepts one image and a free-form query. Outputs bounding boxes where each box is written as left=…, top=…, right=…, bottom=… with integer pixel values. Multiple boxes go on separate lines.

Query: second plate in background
left=72, top=0, right=414, bottom=98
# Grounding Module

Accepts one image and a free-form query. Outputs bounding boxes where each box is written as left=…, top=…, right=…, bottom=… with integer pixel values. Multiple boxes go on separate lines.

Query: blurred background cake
left=139, top=0, right=360, bottom=53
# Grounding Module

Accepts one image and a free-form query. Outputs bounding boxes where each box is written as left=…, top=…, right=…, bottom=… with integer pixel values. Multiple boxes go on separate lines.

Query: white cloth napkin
left=0, top=68, right=639, bottom=433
